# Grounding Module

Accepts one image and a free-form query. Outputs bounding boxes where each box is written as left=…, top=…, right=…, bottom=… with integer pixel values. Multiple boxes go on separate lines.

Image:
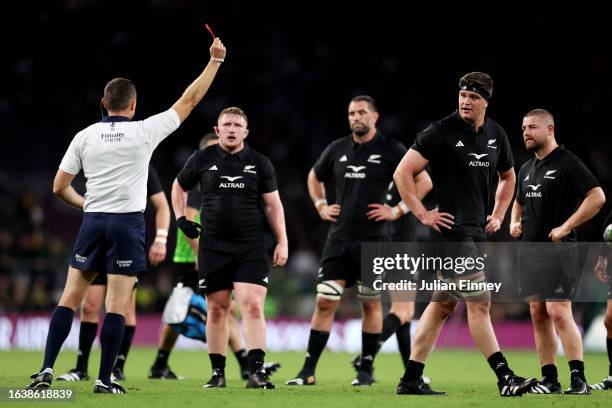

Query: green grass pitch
left=0, top=348, right=609, bottom=407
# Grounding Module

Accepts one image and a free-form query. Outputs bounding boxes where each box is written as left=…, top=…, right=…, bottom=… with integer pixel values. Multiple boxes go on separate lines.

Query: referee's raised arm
left=172, top=37, right=226, bottom=123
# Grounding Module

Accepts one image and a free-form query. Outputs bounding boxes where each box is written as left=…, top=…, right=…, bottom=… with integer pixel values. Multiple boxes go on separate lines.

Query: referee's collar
left=216, top=143, right=250, bottom=160
left=100, top=116, right=131, bottom=123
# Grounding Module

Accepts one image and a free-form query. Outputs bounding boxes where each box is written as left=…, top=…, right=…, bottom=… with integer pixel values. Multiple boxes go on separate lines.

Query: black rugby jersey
left=412, top=111, right=514, bottom=237
left=147, top=165, right=163, bottom=196
left=516, top=146, right=599, bottom=242
left=313, top=131, right=406, bottom=240
left=176, top=144, right=277, bottom=241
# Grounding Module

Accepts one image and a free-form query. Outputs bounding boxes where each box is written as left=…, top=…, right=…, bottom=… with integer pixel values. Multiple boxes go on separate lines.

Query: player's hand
left=319, top=204, right=341, bottom=222
left=210, top=37, right=226, bottom=62
left=148, top=240, right=167, bottom=266
left=272, top=241, right=288, bottom=267
left=418, top=209, right=454, bottom=233
left=366, top=203, right=400, bottom=221
left=177, top=216, right=202, bottom=239
left=549, top=224, right=571, bottom=243
left=485, top=215, right=502, bottom=234
left=509, top=222, right=523, bottom=239
left=594, top=255, right=609, bottom=284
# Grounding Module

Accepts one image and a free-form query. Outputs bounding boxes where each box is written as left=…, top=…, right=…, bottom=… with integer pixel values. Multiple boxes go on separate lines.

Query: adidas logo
left=263, top=277, right=269, bottom=283
left=456, top=141, right=464, bottom=147
left=209, top=165, right=218, bottom=171
left=524, top=174, right=530, bottom=181
left=339, top=155, right=347, bottom=162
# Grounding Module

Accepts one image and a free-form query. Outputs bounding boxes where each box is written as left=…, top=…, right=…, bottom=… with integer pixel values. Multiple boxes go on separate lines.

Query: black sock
left=360, top=332, right=380, bottom=374
left=248, top=349, right=265, bottom=374
left=76, top=322, right=98, bottom=372
left=376, top=313, right=402, bottom=355
left=234, top=349, right=248, bottom=371
left=302, top=330, right=330, bottom=375
left=402, top=360, right=425, bottom=382
left=568, top=360, right=586, bottom=382
left=153, top=349, right=171, bottom=369
left=541, top=364, right=558, bottom=384
left=41, top=306, right=74, bottom=371
left=607, top=337, right=612, bottom=376
left=209, top=353, right=226, bottom=376
left=396, top=322, right=412, bottom=369
left=487, top=351, right=513, bottom=381
left=114, top=325, right=135, bottom=370
left=98, top=313, right=125, bottom=386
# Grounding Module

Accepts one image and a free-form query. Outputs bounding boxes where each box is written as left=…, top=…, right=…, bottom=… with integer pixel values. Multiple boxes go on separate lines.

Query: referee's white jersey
left=59, top=109, right=180, bottom=213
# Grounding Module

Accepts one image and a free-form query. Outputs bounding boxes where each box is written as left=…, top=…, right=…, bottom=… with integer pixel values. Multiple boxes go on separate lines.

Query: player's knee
left=529, top=303, right=549, bottom=326
left=207, top=301, right=230, bottom=322
left=241, top=298, right=264, bottom=320
left=361, top=299, right=381, bottom=315
left=81, top=298, right=100, bottom=319
left=316, top=280, right=344, bottom=302
left=433, top=301, right=457, bottom=319
left=547, top=304, right=571, bottom=330
left=315, top=295, right=339, bottom=315
left=467, top=301, right=490, bottom=317
left=357, top=283, right=381, bottom=301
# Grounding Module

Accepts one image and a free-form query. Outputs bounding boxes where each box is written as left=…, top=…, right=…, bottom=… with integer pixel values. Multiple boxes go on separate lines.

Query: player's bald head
left=524, top=109, right=555, bottom=126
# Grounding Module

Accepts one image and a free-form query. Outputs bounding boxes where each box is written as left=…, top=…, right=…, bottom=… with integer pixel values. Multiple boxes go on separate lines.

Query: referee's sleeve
left=176, top=152, right=200, bottom=191
left=142, top=109, right=181, bottom=151
left=58, top=133, right=82, bottom=175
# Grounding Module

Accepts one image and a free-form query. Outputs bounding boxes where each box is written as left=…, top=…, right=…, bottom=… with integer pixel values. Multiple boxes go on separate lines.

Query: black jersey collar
left=535, top=145, right=565, bottom=165
left=351, top=130, right=381, bottom=150
left=452, top=110, right=488, bottom=134
left=100, top=116, right=131, bottom=123
left=216, top=143, right=250, bottom=160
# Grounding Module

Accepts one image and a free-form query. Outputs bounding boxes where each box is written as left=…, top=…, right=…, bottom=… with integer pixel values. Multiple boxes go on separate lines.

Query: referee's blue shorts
left=69, top=212, right=146, bottom=277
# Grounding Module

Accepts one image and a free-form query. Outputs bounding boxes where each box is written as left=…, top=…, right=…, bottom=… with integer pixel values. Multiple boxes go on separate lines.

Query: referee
left=511, top=109, right=605, bottom=394
left=394, top=72, right=535, bottom=396
left=286, top=95, right=421, bottom=386
left=27, top=37, right=226, bottom=394
left=57, top=165, right=170, bottom=382
left=172, top=107, right=288, bottom=389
